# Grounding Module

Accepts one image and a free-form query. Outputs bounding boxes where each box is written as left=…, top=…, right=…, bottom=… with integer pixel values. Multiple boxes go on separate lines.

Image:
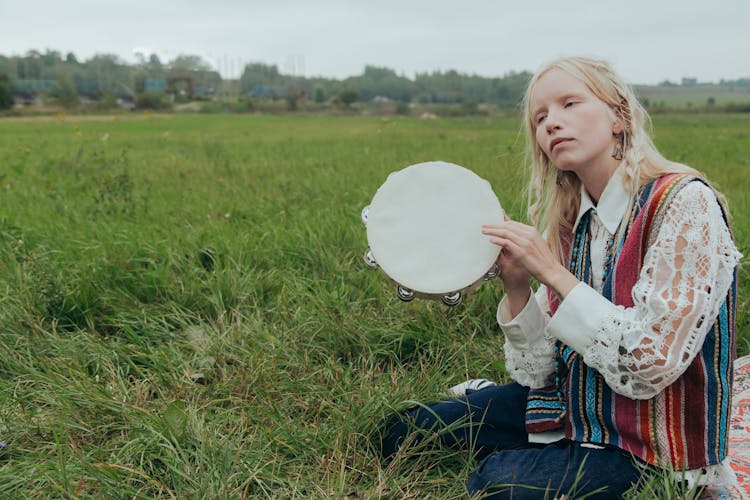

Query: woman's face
left=530, top=68, right=621, bottom=181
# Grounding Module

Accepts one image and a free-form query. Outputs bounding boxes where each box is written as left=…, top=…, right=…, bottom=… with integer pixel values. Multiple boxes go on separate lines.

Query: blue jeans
left=379, top=382, right=647, bottom=499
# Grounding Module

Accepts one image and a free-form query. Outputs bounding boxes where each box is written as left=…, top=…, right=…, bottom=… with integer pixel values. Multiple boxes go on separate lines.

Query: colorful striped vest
left=526, top=173, right=737, bottom=469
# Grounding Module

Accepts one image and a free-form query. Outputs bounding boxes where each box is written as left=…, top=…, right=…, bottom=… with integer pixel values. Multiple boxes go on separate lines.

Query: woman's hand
left=482, top=215, right=579, bottom=301
left=486, top=217, right=533, bottom=295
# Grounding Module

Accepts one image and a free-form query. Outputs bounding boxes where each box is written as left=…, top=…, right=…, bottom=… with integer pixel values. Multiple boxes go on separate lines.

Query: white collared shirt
left=574, top=167, right=630, bottom=292
left=496, top=167, right=742, bottom=487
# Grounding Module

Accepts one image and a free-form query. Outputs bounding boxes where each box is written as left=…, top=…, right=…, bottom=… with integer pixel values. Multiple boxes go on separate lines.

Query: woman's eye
left=536, top=114, right=546, bottom=124
left=564, top=101, right=577, bottom=108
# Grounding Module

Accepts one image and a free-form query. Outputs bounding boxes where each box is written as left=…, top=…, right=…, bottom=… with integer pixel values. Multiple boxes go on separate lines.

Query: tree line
left=0, top=50, right=222, bottom=110
left=239, top=62, right=533, bottom=108
left=1, top=49, right=749, bottom=112
left=0, top=49, right=533, bottom=111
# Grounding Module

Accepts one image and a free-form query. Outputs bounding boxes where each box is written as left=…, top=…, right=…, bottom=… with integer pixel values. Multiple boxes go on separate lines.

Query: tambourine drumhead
left=366, top=161, right=503, bottom=296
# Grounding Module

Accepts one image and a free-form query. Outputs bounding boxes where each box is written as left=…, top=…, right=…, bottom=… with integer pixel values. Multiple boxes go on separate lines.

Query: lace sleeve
left=578, top=182, right=741, bottom=399
left=499, top=287, right=557, bottom=389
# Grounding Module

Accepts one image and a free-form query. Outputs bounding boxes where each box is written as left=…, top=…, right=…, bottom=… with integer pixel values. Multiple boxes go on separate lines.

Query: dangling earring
left=612, top=132, right=625, bottom=161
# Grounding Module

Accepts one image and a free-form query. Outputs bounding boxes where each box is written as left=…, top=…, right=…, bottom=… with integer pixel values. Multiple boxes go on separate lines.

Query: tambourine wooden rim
left=362, top=161, right=503, bottom=306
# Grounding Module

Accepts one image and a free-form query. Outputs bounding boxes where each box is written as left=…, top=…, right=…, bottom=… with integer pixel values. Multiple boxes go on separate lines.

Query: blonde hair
left=522, top=56, right=702, bottom=262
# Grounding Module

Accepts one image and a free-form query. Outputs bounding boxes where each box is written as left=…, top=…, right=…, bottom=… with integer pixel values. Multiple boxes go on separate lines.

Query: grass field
left=0, top=113, right=749, bottom=498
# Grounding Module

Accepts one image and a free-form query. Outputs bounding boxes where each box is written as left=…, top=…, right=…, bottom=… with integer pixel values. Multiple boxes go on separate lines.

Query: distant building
left=194, top=87, right=215, bottom=96
left=144, top=79, right=166, bottom=92
left=248, top=84, right=269, bottom=97
left=681, top=78, right=698, bottom=87
left=11, top=79, right=56, bottom=100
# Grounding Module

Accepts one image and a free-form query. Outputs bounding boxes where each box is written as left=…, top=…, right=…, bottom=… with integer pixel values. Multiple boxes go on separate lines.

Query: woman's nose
left=545, top=112, right=561, bottom=133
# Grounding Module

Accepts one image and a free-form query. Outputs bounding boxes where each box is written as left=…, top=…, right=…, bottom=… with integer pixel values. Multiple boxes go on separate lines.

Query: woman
left=379, top=57, right=742, bottom=498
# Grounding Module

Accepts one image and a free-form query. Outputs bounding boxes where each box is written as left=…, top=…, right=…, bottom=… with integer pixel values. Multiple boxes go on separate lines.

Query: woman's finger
left=489, top=236, right=523, bottom=256
left=482, top=223, right=529, bottom=242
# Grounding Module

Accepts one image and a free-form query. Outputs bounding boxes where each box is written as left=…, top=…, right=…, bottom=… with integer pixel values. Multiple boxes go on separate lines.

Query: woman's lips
left=550, top=138, right=573, bottom=151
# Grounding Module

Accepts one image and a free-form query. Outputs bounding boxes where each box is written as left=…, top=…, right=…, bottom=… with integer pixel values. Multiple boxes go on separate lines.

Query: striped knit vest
left=526, top=173, right=737, bottom=469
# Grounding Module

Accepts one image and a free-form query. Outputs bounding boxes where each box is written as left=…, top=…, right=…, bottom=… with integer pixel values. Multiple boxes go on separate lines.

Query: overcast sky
left=2, top=0, right=748, bottom=85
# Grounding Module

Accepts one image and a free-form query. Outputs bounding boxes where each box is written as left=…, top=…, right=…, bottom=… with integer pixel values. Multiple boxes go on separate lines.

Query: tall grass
left=0, top=113, right=748, bottom=497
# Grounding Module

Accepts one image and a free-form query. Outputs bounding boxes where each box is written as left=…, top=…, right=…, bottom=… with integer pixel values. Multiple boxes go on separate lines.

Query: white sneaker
left=448, top=379, right=499, bottom=396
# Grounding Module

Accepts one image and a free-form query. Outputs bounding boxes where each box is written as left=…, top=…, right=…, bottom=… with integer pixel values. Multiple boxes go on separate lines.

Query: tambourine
left=362, top=161, right=503, bottom=306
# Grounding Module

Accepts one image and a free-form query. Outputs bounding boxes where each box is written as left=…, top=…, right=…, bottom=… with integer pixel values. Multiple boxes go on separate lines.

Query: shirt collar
left=573, top=165, right=630, bottom=234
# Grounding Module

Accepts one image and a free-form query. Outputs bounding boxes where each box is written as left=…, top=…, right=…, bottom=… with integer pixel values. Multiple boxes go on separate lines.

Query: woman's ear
left=612, top=121, right=623, bottom=135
